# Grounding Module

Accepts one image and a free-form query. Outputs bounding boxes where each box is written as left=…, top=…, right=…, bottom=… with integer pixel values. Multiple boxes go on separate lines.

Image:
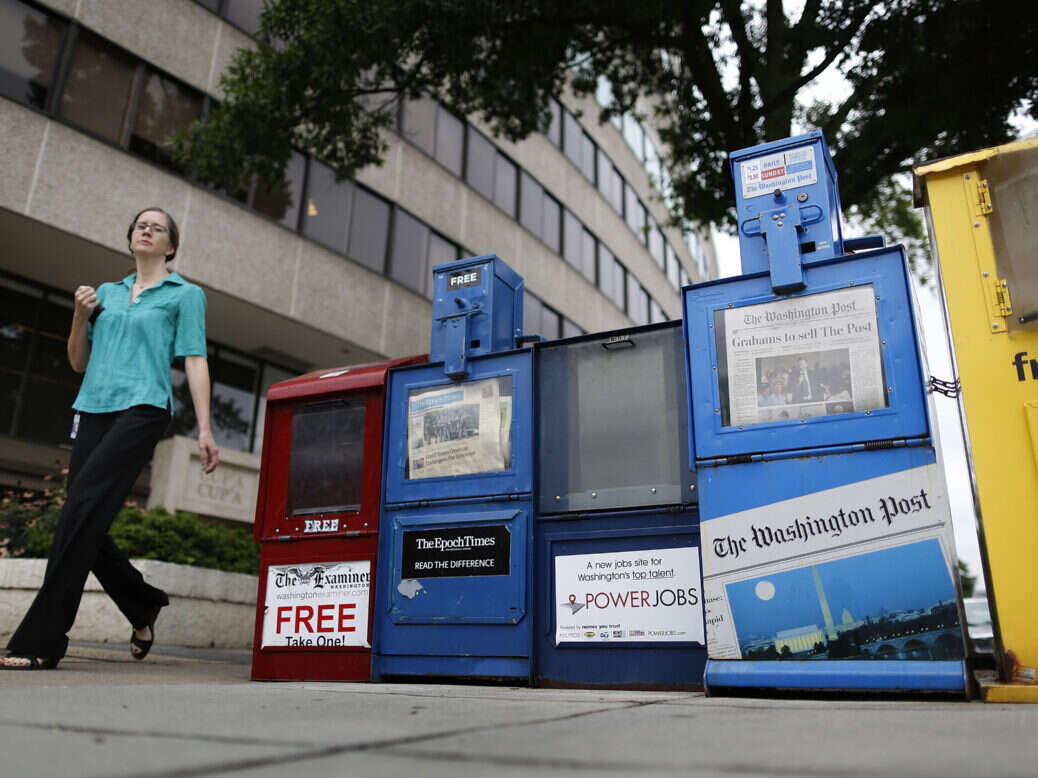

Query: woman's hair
left=126, top=206, right=180, bottom=262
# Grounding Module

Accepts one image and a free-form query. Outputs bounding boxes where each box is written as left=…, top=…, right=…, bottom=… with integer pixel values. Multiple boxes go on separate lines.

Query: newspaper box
left=684, top=133, right=969, bottom=694
left=372, top=255, right=535, bottom=681
left=251, top=355, right=425, bottom=681
left=534, top=321, right=705, bottom=689
left=914, top=139, right=1038, bottom=702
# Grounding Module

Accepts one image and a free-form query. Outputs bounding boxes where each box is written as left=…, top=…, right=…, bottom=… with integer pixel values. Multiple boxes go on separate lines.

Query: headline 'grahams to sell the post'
left=718, top=286, right=887, bottom=427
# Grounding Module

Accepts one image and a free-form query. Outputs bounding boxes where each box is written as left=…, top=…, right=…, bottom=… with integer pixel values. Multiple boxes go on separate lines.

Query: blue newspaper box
left=372, top=255, right=535, bottom=681
left=682, top=133, right=968, bottom=694
left=534, top=321, right=706, bottom=689
left=428, top=254, right=524, bottom=378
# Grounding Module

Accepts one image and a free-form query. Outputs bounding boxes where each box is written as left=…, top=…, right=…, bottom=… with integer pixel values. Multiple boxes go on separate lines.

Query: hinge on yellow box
left=995, top=278, right=1013, bottom=318
left=976, top=179, right=993, bottom=216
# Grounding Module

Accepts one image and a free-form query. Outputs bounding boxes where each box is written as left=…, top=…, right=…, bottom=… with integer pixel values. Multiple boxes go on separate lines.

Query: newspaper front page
left=407, top=377, right=512, bottom=479
left=718, top=286, right=887, bottom=427
left=701, top=464, right=960, bottom=661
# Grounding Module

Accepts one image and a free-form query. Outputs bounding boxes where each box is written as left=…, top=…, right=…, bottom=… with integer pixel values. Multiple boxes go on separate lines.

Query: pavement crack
left=380, top=745, right=677, bottom=773
left=119, top=698, right=670, bottom=778
left=0, top=719, right=310, bottom=750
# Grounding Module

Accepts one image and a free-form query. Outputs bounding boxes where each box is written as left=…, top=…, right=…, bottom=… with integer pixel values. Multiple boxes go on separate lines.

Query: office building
left=0, top=0, right=717, bottom=520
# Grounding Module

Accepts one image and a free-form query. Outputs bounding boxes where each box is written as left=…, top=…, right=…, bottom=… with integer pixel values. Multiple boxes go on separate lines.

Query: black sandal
left=130, top=604, right=163, bottom=661
left=1, top=655, right=57, bottom=670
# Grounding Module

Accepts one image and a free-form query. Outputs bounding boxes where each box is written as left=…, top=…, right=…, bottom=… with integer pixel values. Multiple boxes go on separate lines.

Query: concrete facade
left=147, top=435, right=260, bottom=524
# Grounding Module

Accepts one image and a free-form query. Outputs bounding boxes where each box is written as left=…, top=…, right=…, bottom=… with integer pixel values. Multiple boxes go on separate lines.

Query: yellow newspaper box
left=915, top=138, right=1038, bottom=702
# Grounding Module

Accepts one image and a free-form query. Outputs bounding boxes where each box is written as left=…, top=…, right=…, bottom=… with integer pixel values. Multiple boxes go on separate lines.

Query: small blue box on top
left=430, top=254, right=524, bottom=377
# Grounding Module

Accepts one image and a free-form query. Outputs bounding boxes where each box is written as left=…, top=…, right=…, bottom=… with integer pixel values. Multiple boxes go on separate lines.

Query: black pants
left=7, top=405, right=172, bottom=661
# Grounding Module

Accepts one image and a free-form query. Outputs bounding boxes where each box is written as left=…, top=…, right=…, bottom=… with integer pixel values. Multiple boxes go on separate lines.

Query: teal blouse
left=73, top=272, right=207, bottom=415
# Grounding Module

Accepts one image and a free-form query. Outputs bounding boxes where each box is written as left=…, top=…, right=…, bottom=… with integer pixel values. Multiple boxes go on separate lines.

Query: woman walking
left=2, top=207, right=218, bottom=669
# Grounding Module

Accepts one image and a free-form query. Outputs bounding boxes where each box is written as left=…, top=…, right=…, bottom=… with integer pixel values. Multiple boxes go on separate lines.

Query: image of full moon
left=755, top=580, right=776, bottom=601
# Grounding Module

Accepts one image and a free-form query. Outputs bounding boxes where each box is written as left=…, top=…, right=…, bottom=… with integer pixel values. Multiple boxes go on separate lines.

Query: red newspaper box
left=251, top=355, right=426, bottom=681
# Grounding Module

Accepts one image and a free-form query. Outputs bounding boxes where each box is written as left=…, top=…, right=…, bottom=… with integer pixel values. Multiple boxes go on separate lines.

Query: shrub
left=0, top=482, right=259, bottom=575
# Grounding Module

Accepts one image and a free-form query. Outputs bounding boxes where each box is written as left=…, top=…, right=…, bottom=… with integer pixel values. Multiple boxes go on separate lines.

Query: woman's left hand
left=198, top=430, right=219, bottom=474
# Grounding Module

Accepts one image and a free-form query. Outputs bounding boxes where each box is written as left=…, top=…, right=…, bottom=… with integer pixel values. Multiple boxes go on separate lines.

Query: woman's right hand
left=74, top=285, right=98, bottom=320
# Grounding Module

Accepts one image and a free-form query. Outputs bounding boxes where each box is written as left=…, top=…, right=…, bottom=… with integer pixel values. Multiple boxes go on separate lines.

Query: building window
left=680, top=267, right=690, bottom=288
left=562, top=110, right=582, bottom=169
left=685, top=230, right=700, bottom=259
left=624, top=183, right=646, bottom=241
left=222, top=0, right=263, bottom=37
left=208, top=348, right=259, bottom=452
left=541, top=193, right=561, bottom=253
left=645, top=137, right=662, bottom=187
left=60, top=28, right=137, bottom=144
left=627, top=276, right=649, bottom=325
left=597, top=149, right=623, bottom=214
left=388, top=207, right=430, bottom=296
left=612, top=260, right=627, bottom=312
left=0, top=278, right=79, bottom=447
left=347, top=186, right=391, bottom=273
left=580, top=228, right=596, bottom=284
left=666, top=242, right=680, bottom=290
left=434, top=106, right=464, bottom=176
left=595, top=76, right=613, bottom=109
left=541, top=304, right=561, bottom=341
left=465, top=126, right=496, bottom=202
left=561, top=318, right=582, bottom=338
left=562, top=209, right=582, bottom=272
left=19, top=294, right=79, bottom=445
left=493, top=153, right=517, bottom=217
left=597, top=244, right=625, bottom=311
left=519, top=171, right=543, bottom=237
left=253, top=150, right=306, bottom=229
left=251, top=363, right=295, bottom=455
left=523, top=291, right=542, bottom=337
left=597, top=243, right=614, bottom=305
left=0, top=272, right=301, bottom=455
left=301, top=158, right=353, bottom=254
left=686, top=230, right=708, bottom=278
left=647, top=216, right=664, bottom=268
left=0, top=278, right=38, bottom=437
left=623, top=114, right=645, bottom=162
left=400, top=93, right=437, bottom=156
left=546, top=98, right=561, bottom=147
left=579, top=130, right=596, bottom=182
left=426, top=231, right=459, bottom=298
left=129, top=69, right=204, bottom=173
left=173, top=346, right=299, bottom=454
left=0, top=0, right=67, bottom=111
left=562, top=109, right=595, bottom=182
left=650, top=299, right=666, bottom=324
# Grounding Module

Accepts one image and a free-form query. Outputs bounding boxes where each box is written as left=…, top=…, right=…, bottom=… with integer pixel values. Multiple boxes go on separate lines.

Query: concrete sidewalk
left=0, top=643, right=1035, bottom=777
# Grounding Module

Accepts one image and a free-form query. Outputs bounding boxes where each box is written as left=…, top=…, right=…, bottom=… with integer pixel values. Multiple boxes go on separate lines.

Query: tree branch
left=678, top=10, right=741, bottom=142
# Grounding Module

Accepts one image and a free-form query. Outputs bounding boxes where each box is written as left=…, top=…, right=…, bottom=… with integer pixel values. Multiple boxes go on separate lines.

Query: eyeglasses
left=133, top=222, right=168, bottom=234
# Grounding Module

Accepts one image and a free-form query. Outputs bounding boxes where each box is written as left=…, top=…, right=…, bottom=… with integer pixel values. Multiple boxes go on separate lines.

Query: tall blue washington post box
left=683, top=132, right=969, bottom=694
left=372, top=255, right=535, bottom=681
left=534, top=321, right=706, bottom=689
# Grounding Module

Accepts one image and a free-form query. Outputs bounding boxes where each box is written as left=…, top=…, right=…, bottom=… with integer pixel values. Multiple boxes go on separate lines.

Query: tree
left=176, top=0, right=1037, bottom=249
left=957, top=559, right=976, bottom=598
